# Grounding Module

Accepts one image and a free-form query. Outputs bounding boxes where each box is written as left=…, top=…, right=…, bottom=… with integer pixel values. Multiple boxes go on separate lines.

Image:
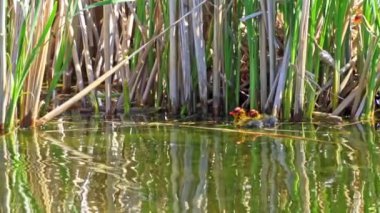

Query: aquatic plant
left=0, top=0, right=380, bottom=132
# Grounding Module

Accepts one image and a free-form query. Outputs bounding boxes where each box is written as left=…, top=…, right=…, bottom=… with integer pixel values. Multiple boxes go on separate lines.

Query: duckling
left=249, top=109, right=278, bottom=128
left=245, top=119, right=264, bottom=128
left=245, top=109, right=264, bottom=128
left=262, top=116, right=278, bottom=128
left=229, top=107, right=250, bottom=127
left=247, top=109, right=262, bottom=119
left=229, top=107, right=278, bottom=128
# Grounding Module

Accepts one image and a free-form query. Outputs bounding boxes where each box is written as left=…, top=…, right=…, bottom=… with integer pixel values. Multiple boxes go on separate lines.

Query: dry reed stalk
left=126, top=2, right=148, bottom=43
left=0, top=0, right=6, bottom=129
left=10, top=1, right=24, bottom=77
left=103, top=4, right=114, bottom=116
left=267, top=0, right=276, bottom=88
left=52, top=0, right=68, bottom=102
left=141, top=57, right=160, bottom=105
left=317, top=59, right=356, bottom=96
left=179, top=0, right=192, bottom=111
left=191, top=0, right=208, bottom=115
left=93, top=10, right=104, bottom=79
left=22, top=1, right=54, bottom=127
left=142, top=58, right=159, bottom=104
left=95, top=44, right=104, bottom=79
left=259, top=17, right=268, bottom=111
left=142, top=5, right=164, bottom=105
left=351, top=36, right=378, bottom=119
left=112, top=6, right=122, bottom=83
left=39, top=0, right=207, bottom=125
left=259, top=0, right=269, bottom=111
left=339, top=68, right=354, bottom=93
left=169, top=0, right=179, bottom=114
left=293, top=0, right=310, bottom=121
left=331, top=1, right=352, bottom=110
left=62, top=67, right=73, bottom=93
left=332, top=86, right=359, bottom=115
left=212, top=0, right=223, bottom=116
left=78, top=0, right=97, bottom=107
left=83, top=0, right=100, bottom=47
left=70, top=26, right=85, bottom=95
left=265, top=63, right=281, bottom=110
left=123, top=2, right=150, bottom=105
left=272, top=40, right=291, bottom=117
left=39, top=58, right=128, bottom=125
left=120, top=4, right=134, bottom=54
left=129, top=45, right=152, bottom=100
left=116, top=5, right=134, bottom=111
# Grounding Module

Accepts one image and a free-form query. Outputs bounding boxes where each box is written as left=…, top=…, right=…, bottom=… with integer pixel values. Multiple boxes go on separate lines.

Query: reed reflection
left=0, top=122, right=378, bottom=211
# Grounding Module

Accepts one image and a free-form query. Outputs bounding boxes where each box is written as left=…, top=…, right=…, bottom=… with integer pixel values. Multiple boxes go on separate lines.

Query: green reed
left=363, top=0, right=380, bottom=120
left=305, top=0, right=331, bottom=119
left=1, top=0, right=380, bottom=131
left=332, top=1, right=351, bottom=109
left=6, top=2, right=57, bottom=130
left=244, top=0, right=259, bottom=109
left=282, top=0, right=300, bottom=120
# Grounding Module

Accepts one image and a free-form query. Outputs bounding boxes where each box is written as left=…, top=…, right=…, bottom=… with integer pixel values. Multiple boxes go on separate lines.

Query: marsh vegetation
left=0, top=0, right=380, bottom=132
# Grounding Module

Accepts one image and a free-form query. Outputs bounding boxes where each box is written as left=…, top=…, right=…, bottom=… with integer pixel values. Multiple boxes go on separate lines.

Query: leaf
left=84, top=0, right=135, bottom=11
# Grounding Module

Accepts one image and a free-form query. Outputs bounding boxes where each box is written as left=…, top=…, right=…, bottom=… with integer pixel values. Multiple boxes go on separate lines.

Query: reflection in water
left=0, top=122, right=379, bottom=212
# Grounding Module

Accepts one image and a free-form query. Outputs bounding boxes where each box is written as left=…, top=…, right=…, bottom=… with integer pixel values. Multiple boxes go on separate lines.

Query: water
left=0, top=120, right=379, bottom=212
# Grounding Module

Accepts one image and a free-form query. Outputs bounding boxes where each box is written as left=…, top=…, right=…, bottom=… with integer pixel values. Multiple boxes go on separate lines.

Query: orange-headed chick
left=245, top=109, right=264, bottom=128
left=248, top=109, right=278, bottom=128
left=229, top=107, right=250, bottom=127
left=247, top=109, right=262, bottom=119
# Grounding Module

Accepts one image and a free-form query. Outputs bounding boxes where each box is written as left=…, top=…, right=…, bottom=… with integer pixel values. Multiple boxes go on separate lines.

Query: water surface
left=0, top=120, right=379, bottom=212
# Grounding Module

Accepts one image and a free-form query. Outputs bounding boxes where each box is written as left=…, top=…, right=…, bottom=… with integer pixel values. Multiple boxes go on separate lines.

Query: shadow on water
left=0, top=121, right=379, bottom=212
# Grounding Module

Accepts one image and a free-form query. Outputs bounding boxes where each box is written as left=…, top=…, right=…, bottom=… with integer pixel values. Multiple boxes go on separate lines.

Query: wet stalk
left=293, top=0, right=310, bottom=121
left=169, top=0, right=179, bottom=114
left=244, top=0, right=259, bottom=109
left=0, top=0, right=6, bottom=130
left=213, top=0, right=223, bottom=116
left=191, top=0, right=208, bottom=115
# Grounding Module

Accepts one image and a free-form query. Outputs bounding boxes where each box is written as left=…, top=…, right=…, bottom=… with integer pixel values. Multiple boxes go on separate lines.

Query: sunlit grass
left=0, top=0, right=380, bottom=132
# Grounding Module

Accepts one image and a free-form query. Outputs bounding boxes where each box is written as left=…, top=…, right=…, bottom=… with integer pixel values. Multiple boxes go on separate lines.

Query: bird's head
left=229, top=107, right=246, bottom=117
left=229, top=107, right=248, bottom=126
left=247, top=109, right=260, bottom=118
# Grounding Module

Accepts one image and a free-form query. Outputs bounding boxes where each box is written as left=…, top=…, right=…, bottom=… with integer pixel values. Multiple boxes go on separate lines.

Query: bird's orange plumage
left=230, top=107, right=278, bottom=128
left=229, top=107, right=262, bottom=127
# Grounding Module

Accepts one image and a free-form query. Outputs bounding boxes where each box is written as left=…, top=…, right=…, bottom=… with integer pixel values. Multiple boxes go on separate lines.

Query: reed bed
left=0, top=0, right=380, bottom=132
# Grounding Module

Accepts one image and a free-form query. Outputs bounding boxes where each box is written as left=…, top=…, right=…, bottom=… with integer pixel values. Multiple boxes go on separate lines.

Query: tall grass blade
left=223, top=3, right=235, bottom=114
left=332, top=0, right=351, bottom=109
left=244, top=0, right=259, bottom=109
left=272, top=40, right=291, bottom=117
left=77, top=0, right=99, bottom=112
left=169, top=0, right=179, bottom=114
left=43, top=32, right=72, bottom=114
left=267, top=0, right=276, bottom=89
left=283, top=0, right=300, bottom=120
left=191, top=0, right=208, bottom=115
left=84, top=0, right=134, bottom=10
left=212, top=0, right=223, bottom=115
left=22, top=1, right=56, bottom=127
left=179, top=0, right=192, bottom=112
left=293, top=0, right=310, bottom=121
left=235, top=1, right=243, bottom=109
left=259, top=13, right=268, bottom=111
left=0, top=0, right=7, bottom=130
left=305, top=0, right=331, bottom=119
left=6, top=2, right=57, bottom=130
left=103, top=4, right=114, bottom=117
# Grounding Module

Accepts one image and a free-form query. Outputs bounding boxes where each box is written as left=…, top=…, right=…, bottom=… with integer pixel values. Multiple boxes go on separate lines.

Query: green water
left=0, top=120, right=379, bottom=212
